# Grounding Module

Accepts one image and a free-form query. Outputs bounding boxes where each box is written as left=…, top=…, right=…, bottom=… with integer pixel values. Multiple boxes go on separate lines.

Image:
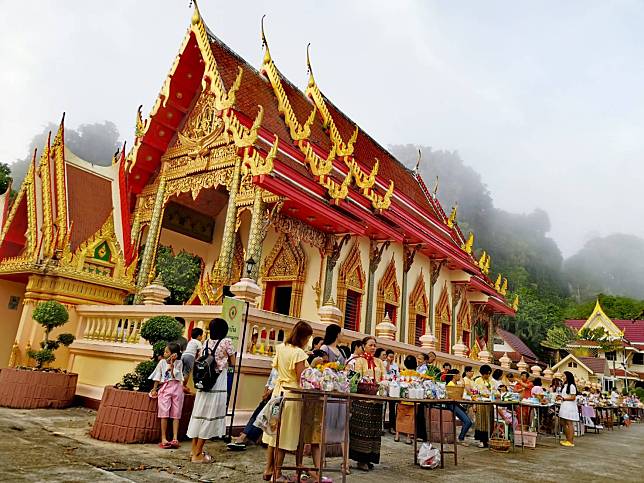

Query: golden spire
left=447, top=203, right=458, bottom=228
left=52, top=113, right=68, bottom=252
left=512, top=295, right=519, bottom=311
left=494, top=273, right=502, bottom=291
left=500, top=278, right=508, bottom=295
left=461, top=232, right=474, bottom=254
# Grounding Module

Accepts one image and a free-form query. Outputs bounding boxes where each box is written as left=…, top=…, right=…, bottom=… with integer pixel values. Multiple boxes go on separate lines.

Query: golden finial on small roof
left=462, top=232, right=474, bottom=254
left=494, top=273, right=502, bottom=291
left=447, top=203, right=458, bottom=228
left=500, top=278, right=508, bottom=295
left=261, top=15, right=271, bottom=65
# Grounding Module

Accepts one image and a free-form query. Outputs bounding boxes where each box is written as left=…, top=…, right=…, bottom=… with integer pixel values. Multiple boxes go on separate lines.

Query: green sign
left=222, top=296, right=245, bottom=350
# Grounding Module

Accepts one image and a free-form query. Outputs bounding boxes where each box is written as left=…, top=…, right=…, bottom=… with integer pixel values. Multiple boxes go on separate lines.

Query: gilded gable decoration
left=375, top=256, right=400, bottom=326
left=337, top=242, right=366, bottom=326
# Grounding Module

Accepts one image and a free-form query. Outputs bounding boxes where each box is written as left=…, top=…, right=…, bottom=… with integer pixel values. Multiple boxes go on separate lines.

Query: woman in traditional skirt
left=187, top=318, right=236, bottom=463
left=319, top=324, right=348, bottom=465
left=473, top=364, right=494, bottom=448
left=350, top=336, right=386, bottom=471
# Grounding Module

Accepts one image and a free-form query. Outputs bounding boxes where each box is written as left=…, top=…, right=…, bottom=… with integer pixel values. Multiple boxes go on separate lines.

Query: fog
left=1, top=0, right=643, bottom=257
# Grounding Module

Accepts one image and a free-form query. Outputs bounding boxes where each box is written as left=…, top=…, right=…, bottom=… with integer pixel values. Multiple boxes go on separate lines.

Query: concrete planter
left=0, top=368, right=78, bottom=409
left=90, top=386, right=195, bottom=443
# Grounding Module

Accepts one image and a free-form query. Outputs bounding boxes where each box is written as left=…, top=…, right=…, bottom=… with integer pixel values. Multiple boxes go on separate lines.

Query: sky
left=1, top=0, right=643, bottom=257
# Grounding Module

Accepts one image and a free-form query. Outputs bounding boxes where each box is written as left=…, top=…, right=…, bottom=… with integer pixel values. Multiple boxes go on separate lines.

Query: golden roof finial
left=306, top=42, right=315, bottom=89
left=191, top=0, right=202, bottom=26
left=414, top=148, right=421, bottom=174
left=500, top=278, right=508, bottom=295
left=261, top=15, right=271, bottom=65
left=512, top=294, right=519, bottom=311
left=447, top=202, right=458, bottom=228
left=135, top=105, right=146, bottom=139
left=494, top=273, right=502, bottom=291
left=433, top=175, right=439, bottom=196
left=462, top=232, right=474, bottom=254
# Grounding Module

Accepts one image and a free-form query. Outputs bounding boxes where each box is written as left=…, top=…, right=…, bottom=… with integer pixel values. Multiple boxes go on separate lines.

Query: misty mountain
left=564, top=234, right=644, bottom=300
left=8, top=121, right=120, bottom=187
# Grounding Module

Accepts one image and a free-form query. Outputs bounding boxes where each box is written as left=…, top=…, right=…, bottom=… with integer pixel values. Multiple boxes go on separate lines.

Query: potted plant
left=90, top=315, right=195, bottom=443
left=0, top=300, right=77, bottom=409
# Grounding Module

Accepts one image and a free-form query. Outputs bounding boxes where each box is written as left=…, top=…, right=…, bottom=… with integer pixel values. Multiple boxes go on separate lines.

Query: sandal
left=169, top=439, right=180, bottom=449
left=191, top=452, right=213, bottom=464
left=158, top=441, right=172, bottom=449
left=262, top=474, right=272, bottom=481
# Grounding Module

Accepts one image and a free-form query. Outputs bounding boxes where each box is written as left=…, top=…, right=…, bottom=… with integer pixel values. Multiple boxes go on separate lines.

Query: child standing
left=149, top=342, right=184, bottom=449
left=181, top=328, right=204, bottom=391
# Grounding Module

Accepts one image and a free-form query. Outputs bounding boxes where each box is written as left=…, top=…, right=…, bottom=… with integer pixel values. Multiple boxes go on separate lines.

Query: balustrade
left=73, top=304, right=519, bottom=377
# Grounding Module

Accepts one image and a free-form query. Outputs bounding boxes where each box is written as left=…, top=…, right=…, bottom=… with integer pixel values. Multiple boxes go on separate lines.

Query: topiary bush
left=117, top=316, right=183, bottom=391
left=140, top=315, right=183, bottom=345
left=155, top=245, right=202, bottom=304
left=27, top=301, right=75, bottom=369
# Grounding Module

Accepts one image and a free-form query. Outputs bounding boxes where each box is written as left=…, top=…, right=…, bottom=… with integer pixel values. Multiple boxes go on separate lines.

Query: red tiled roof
left=577, top=357, right=609, bottom=375
left=66, top=164, right=112, bottom=250
left=566, top=319, right=644, bottom=345
left=611, top=369, right=644, bottom=380
left=497, top=328, right=537, bottom=361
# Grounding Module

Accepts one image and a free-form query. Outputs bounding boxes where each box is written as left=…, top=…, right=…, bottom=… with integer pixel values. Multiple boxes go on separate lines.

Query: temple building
left=0, top=4, right=515, bottom=403
left=556, top=300, right=644, bottom=391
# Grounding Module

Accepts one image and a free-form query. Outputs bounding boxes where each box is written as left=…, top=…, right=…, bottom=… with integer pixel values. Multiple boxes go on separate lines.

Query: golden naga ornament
left=512, top=295, right=519, bottom=311
left=500, top=278, right=508, bottom=295
left=462, top=232, right=474, bottom=254
left=447, top=203, right=458, bottom=228
left=494, top=273, right=502, bottom=291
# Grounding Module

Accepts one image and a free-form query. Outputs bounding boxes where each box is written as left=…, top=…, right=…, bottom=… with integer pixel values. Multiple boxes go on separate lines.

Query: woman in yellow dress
left=350, top=336, right=386, bottom=471
left=262, top=321, right=312, bottom=482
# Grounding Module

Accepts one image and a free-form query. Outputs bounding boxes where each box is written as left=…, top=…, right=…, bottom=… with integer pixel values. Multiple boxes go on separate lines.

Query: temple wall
left=0, top=279, right=26, bottom=367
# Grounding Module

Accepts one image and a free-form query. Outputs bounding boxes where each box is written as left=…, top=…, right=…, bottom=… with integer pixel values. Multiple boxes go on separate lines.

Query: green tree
left=154, top=246, right=202, bottom=305
left=0, top=162, right=11, bottom=195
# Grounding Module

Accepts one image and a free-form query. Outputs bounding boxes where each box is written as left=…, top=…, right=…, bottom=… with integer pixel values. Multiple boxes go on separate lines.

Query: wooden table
left=272, top=389, right=460, bottom=482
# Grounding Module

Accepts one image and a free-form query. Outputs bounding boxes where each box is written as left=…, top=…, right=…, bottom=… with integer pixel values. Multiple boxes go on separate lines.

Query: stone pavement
left=1, top=406, right=643, bottom=482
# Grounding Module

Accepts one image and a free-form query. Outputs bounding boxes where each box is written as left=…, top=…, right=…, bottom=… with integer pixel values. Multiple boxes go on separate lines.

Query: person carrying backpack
left=187, top=318, right=236, bottom=463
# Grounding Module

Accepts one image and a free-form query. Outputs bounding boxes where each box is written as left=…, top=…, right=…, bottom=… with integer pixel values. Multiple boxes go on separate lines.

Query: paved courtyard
left=1, top=406, right=642, bottom=482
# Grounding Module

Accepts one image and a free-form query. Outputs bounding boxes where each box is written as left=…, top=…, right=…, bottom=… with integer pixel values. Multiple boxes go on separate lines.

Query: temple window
left=260, top=233, right=306, bottom=317
left=415, top=314, right=426, bottom=346
left=337, top=242, right=365, bottom=332
left=441, top=323, right=450, bottom=354
left=633, top=353, right=644, bottom=365
left=376, top=257, right=400, bottom=327
left=606, top=351, right=616, bottom=361
left=344, top=289, right=361, bottom=332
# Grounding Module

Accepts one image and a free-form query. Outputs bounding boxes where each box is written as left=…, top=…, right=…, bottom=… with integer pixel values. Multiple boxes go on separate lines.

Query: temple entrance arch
left=260, top=232, right=307, bottom=317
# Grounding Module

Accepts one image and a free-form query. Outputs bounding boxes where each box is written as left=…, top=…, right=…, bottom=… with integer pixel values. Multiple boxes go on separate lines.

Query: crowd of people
left=146, top=317, right=636, bottom=481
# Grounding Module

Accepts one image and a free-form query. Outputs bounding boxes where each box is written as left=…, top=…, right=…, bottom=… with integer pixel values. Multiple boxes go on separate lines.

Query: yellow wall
left=0, top=279, right=26, bottom=367
left=73, top=353, right=139, bottom=388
